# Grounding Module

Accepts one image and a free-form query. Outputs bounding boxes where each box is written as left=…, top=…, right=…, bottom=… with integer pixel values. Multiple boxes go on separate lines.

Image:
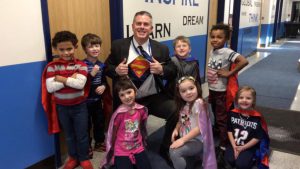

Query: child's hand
left=171, top=129, right=179, bottom=142
left=234, top=146, right=244, bottom=159
left=236, top=146, right=245, bottom=152
left=91, top=65, right=100, bottom=77
left=71, top=73, right=77, bottom=78
left=95, top=85, right=106, bottom=95
left=170, top=138, right=184, bottom=149
left=54, top=75, right=66, bottom=83
left=233, top=146, right=239, bottom=159
left=217, top=68, right=231, bottom=77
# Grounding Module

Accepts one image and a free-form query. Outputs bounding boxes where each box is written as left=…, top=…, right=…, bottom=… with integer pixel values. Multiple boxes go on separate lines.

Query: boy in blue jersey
left=81, top=33, right=107, bottom=154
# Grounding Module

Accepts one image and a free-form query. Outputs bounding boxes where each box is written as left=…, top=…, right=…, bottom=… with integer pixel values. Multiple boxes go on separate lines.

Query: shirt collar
left=132, top=37, right=150, bottom=52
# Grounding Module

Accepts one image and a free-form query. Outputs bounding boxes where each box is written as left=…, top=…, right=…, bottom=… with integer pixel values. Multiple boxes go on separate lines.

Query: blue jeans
left=57, top=102, right=89, bottom=161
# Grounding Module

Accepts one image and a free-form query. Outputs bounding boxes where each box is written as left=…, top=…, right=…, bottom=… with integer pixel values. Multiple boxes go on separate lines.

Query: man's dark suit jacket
left=105, top=36, right=177, bottom=98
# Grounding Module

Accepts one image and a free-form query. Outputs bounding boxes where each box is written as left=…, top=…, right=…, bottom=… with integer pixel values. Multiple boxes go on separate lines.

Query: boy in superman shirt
left=42, top=31, right=93, bottom=169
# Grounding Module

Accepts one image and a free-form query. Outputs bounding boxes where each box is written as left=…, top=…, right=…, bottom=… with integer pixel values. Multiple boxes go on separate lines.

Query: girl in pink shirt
left=100, top=77, right=151, bottom=169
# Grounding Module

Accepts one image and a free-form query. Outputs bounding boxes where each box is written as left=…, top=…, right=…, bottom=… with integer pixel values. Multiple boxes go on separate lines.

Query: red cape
left=102, top=84, right=112, bottom=121
left=226, top=64, right=239, bottom=111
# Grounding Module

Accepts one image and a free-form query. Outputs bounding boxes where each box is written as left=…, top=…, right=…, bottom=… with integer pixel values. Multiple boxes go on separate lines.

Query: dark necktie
left=138, top=46, right=152, bottom=62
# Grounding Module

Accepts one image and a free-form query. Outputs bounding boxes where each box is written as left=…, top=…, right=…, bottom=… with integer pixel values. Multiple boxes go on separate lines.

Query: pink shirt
left=113, top=108, right=147, bottom=156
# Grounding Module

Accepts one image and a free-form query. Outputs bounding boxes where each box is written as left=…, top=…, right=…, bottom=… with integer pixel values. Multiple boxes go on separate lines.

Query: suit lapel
left=150, top=39, right=159, bottom=60
left=122, top=37, right=131, bottom=58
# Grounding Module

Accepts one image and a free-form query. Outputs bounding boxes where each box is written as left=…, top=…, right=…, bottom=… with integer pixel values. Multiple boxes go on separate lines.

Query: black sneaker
left=94, top=142, right=106, bottom=152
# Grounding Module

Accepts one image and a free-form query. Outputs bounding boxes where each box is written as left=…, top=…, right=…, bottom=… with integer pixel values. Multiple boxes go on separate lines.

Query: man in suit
left=105, top=11, right=177, bottom=166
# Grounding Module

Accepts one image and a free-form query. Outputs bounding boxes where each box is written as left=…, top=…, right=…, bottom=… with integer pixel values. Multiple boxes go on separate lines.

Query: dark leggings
left=87, top=100, right=105, bottom=143
left=209, top=90, right=228, bottom=147
left=114, top=151, right=152, bottom=169
left=224, top=145, right=256, bottom=169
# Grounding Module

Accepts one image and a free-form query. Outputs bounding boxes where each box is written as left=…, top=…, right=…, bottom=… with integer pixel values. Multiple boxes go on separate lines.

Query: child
left=167, top=35, right=202, bottom=96
left=81, top=33, right=107, bottom=153
left=207, top=23, right=249, bottom=166
left=225, top=86, right=269, bottom=169
left=41, top=31, right=93, bottom=169
left=169, top=76, right=216, bottom=169
left=101, top=77, right=151, bottom=169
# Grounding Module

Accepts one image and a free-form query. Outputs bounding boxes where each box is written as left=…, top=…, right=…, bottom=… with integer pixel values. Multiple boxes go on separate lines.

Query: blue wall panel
left=161, top=35, right=208, bottom=78
left=0, top=61, right=54, bottom=169
left=260, top=23, right=274, bottom=45
left=237, top=26, right=259, bottom=56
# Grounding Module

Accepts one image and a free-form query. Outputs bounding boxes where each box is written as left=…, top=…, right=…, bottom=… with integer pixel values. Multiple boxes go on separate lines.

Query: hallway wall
left=0, top=0, right=54, bottom=168
left=260, top=0, right=277, bottom=46
left=282, top=0, right=300, bottom=22
left=237, top=0, right=261, bottom=56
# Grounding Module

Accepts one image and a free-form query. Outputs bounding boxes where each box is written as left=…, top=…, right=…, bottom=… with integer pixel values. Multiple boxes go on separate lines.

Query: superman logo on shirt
left=129, top=56, right=150, bottom=79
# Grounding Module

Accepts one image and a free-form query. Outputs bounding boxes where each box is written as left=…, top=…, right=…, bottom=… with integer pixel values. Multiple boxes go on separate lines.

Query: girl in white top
left=169, top=76, right=217, bottom=169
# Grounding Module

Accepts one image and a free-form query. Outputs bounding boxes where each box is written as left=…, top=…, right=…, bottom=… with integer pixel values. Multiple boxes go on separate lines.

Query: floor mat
left=256, top=106, right=300, bottom=155
left=239, top=42, right=300, bottom=110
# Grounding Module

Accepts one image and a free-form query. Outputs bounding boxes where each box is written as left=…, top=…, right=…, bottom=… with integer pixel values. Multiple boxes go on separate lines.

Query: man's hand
left=150, top=57, right=163, bottom=75
left=115, top=58, right=128, bottom=76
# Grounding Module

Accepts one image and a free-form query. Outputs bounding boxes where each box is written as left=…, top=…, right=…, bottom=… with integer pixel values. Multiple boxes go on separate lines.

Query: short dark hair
left=52, top=31, right=78, bottom=48
left=210, top=23, right=231, bottom=40
left=114, top=76, right=136, bottom=94
left=81, top=33, right=102, bottom=51
left=133, top=11, right=152, bottom=23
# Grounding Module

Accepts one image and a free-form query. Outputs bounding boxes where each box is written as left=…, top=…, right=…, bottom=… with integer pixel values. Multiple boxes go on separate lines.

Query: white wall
left=0, top=0, right=46, bottom=67
left=281, top=0, right=300, bottom=21
left=261, top=0, right=277, bottom=24
left=239, top=0, right=262, bottom=28
left=224, top=0, right=231, bottom=24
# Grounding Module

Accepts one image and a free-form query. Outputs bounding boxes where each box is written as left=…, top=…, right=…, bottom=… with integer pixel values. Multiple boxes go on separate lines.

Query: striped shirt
left=83, top=59, right=107, bottom=102
left=45, top=59, right=88, bottom=105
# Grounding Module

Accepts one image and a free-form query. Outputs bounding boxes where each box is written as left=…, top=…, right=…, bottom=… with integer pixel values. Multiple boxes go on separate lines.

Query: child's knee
left=169, top=148, right=180, bottom=159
